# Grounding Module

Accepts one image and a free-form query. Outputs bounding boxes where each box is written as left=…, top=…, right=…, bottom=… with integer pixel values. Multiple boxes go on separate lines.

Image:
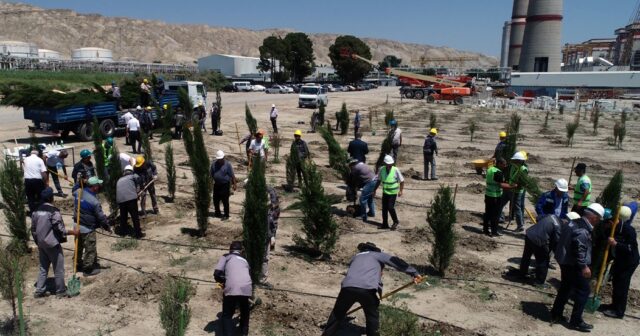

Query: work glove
left=413, top=275, right=423, bottom=284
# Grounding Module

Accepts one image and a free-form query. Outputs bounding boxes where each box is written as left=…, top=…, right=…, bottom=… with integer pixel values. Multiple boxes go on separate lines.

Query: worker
left=569, top=163, right=591, bottom=215
left=73, top=176, right=111, bottom=276
left=197, top=102, right=207, bottom=132
left=491, top=131, right=507, bottom=161
left=133, top=156, right=159, bottom=216
left=210, top=102, right=220, bottom=135
left=249, top=130, right=269, bottom=163
left=154, top=77, right=165, bottom=98
left=267, top=186, right=280, bottom=251
left=32, top=187, right=79, bottom=298
left=602, top=203, right=639, bottom=319
left=123, top=108, right=137, bottom=145
left=118, top=152, right=136, bottom=171
left=348, top=158, right=377, bottom=222
left=291, top=130, right=310, bottom=185
left=269, top=104, right=278, bottom=134
left=422, top=128, right=438, bottom=181
left=239, top=132, right=254, bottom=165
left=535, top=178, right=570, bottom=220
left=214, top=241, right=253, bottom=336
left=389, top=119, right=402, bottom=162
left=210, top=150, right=237, bottom=220
left=505, top=151, right=528, bottom=232
left=110, top=82, right=121, bottom=111
left=102, top=137, right=114, bottom=163
left=323, top=242, right=421, bottom=336
left=174, top=107, right=184, bottom=139
left=71, top=149, right=95, bottom=192
left=45, top=149, right=69, bottom=197
left=519, top=214, right=561, bottom=287
left=127, top=113, right=142, bottom=154
left=483, top=158, right=515, bottom=237
left=551, top=203, right=605, bottom=332
left=353, top=110, right=361, bottom=138
left=140, top=78, right=151, bottom=107
left=23, top=148, right=49, bottom=213
left=348, top=132, right=369, bottom=164
left=374, top=155, right=404, bottom=230
left=116, top=165, right=143, bottom=238
left=140, top=106, right=154, bottom=140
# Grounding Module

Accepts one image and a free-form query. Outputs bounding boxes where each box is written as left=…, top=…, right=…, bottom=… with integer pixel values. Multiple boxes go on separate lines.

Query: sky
left=12, top=0, right=639, bottom=57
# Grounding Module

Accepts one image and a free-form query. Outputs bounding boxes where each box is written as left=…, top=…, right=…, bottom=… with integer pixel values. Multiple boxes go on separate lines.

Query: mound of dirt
left=89, top=272, right=164, bottom=306
left=464, top=183, right=485, bottom=194
left=402, top=227, right=431, bottom=245
left=447, top=256, right=489, bottom=278
left=425, top=321, right=483, bottom=336
left=252, top=290, right=330, bottom=335
left=457, top=234, right=498, bottom=252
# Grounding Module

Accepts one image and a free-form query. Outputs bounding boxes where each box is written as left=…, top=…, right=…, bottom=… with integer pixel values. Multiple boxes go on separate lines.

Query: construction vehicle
left=340, top=49, right=474, bottom=105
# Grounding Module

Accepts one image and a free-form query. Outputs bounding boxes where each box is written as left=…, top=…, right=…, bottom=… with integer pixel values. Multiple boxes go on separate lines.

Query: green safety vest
left=509, top=164, right=528, bottom=194
left=486, top=166, right=503, bottom=198
left=102, top=143, right=113, bottom=165
left=574, top=175, right=592, bottom=205
left=380, top=166, right=400, bottom=195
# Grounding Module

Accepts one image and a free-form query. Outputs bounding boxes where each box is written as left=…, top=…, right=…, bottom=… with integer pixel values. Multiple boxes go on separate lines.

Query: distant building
left=509, top=71, right=640, bottom=99
left=197, top=54, right=276, bottom=79
left=562, top=38, right=617, bottom=71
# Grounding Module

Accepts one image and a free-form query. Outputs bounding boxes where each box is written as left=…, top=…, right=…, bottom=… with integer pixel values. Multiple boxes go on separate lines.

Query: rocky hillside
left=0, top=2, right=497, bottom=67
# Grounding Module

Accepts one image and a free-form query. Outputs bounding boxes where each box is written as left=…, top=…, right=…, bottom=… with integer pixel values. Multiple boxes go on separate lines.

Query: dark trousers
left=25, top=178, right=45, bottom=213
left=47, top=167, right=63, bottom=193
left=325, top=287, right=380, bottom=336
left=354, top=126, right=360, bottom=138
left=119, top=199, right=141, bottom=237
left=610, top=262, right=639, bottom=316
left=174, top=125, right=182, bottom=139
left=295, top=163, right=304, bottom=186
left=221, top=295, right=250, bottom=336
left=381, top=193, right=398, bottom=226
left=483, top=195, right=501, bottom=235
left=270, top=117, right=278, bottom=133
left=140, top=183, right=157, bottom=214
left=519, top=236, right=550, bottom=284
left=551, top=264, right=591, bottom=324
left=213, top=183, right=230, bottom=217
left=391, top=145, right=400, bottom=162
left=129, top=130, right=141, bottom=153
left=211, top=117, right=218, bottom=133
left=75, top=231, right=97, bottom=273
left=571, top=204, right=586, bottom=216
left=143, top=125, right=153, bottom=139
left=423, top=153, right=436, bottom=179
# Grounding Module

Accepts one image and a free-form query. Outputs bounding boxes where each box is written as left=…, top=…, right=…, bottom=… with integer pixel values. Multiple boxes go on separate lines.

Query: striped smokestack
left=500, top=21, right=511, bottom=68
left=519, top=0, right=563, bottom=72
left=507, top=0, right=529, bottom=70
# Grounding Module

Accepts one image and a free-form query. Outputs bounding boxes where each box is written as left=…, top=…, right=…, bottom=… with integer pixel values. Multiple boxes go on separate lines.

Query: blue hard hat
left=603, top=208, right=613, bottom=220
left=80, top=149, right=92, bottom=158
left=389, top=119, right=397, bottom=126
left=106, top=137, right=114, bottom=146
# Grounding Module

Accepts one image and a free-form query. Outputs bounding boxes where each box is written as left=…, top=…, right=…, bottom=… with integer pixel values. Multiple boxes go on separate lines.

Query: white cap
left=620, top=206, right=632, bottom=221
left=555, top=178, right=569, bottom=192
left=586, top=203, right=605, bottom=218
left=216, top=150, right=225, bottom=160
left=272, top=104, right=276, bottom=108
left=567, top=212, right=581, bottom=220
left=124, top=165, right=133, bottom=172
left=136, top=105, right=142, bottom=110
left=383, top=155, right=394, bottom=165
left=511, top=151, right=526, bottom=161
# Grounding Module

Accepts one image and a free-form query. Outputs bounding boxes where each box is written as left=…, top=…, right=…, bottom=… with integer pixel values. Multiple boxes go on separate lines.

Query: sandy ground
left=1, top=87, right=639, bottom=335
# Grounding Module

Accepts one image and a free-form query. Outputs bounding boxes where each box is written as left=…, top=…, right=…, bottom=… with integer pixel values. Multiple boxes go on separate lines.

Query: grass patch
left=175, top=210, right=186, bottom=219
left=169, top=255, right=191, bottom=267
left=465, top=283, right=496, bottom=301
left=111, top=238, right=139, bottom=252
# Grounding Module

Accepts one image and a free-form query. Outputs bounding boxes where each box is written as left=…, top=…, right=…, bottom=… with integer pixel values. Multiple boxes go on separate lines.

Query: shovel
left=47, top=168, right=74, bottom=187
left=67, top=181, right=83, bottom=297
left=585, top=205, right=621, bottom=313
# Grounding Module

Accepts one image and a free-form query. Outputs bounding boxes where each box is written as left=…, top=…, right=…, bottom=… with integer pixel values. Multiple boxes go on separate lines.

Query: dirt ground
left=1, top=87, right=640, bottom=335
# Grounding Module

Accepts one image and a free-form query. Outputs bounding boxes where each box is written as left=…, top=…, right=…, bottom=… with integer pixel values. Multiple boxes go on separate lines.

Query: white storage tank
left=71, top=47, right=113, bottom=62
left=0, top=40, right=38, bottom=58
left=38, top=49, right=62, bottom=61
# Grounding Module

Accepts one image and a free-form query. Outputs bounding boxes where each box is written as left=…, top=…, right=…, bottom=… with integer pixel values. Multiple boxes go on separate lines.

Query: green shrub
left=0, top=247, right=26, bottom=333
left=106, top=144, right=123, bottom=217
left=111, top=238, right=139, bottom=251
left=165, top=143, right=176, bottom=201
left=318, top=126, right=349, bottom=182
left=242, top=158, right=268, bottom=285
left=159, top=275, right=195, bottom=336
left=0, top=159, right=29, bottom=254
left=379, top=304, right=422, bottom=336
left=318, top=101, right=326, bottom=126
left=92, top=117, right=107, bottom=181
left=566, top=122, right=579, bottom=147
left=427, top=186, right=457, bottom=276
left=338, top=102, right=349, bottom=135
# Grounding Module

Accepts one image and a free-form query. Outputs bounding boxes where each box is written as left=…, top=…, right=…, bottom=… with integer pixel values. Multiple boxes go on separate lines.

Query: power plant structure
left=71, top=47, right=113, bottom=62
left=518, top=0, right=563, bottom=72
left=507, top=0, right=529, bottom=70
left=499, top=21, right=511, bottom=68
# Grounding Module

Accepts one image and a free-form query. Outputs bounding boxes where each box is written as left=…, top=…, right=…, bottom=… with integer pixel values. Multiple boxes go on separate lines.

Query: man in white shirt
left=119, top=152, right=135, bottom=171
left=122, top=108, right=137, bottom=145
left=249, top=130, right=269, bottom=162
left=127, top=116, right=141, bottom=154
left=269, top=104, right=278, bottom=134
left=24, top=149, right=48, bottom=213
left=45, top=149, right=68, bottom=197
left=389, top=119, right=402, bottom=162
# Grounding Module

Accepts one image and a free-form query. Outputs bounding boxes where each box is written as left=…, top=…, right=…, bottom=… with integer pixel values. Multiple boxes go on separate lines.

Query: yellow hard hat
left=499, top=131, right=507, bottom=138
left=145, top=106, right=152, bottom=111
left=163, top=104, right=168, bottom=110
left=135, top=155, right=145, bottom=168
left=198, top=102, right=203, bottom=107
left=519, top=150, right=528, bottom=160
left=143, top=78, right=148, bottom=83
left=294, top=130, right=302, bottom=136
left=430, top=128, right=437, bottom=135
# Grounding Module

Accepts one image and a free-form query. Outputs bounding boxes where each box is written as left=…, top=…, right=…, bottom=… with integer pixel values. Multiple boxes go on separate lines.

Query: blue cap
left=389, top=119, right=397, bottom=126
left=603, top=208, right=613, bottom=220
left=40, top=187, right=54, bottom=201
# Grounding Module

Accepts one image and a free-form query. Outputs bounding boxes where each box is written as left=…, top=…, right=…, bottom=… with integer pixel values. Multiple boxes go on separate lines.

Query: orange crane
left=341, top=48, right=474, bottom=105
left=412, top=56, right=479, bottom=68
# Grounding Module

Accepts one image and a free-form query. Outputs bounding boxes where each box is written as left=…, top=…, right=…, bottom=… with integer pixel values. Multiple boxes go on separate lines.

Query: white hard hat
left=216, top=150, right=225, bottom=160
left=586, top=203, right=605, bottom=218
left=555, top=178, right=569, bottom=192
left=124, top=165, right=133, bottom=172
left=619, top=206, right=632, bottom=221
left=567, top=212, right=581, bottom=220
left=511, top=151, right=526, bottom=161
left=383, top=155, right=394, bottom=165
left=272, top=104, right=276, bottom=108
left=136, top=105, right=142, bottom=110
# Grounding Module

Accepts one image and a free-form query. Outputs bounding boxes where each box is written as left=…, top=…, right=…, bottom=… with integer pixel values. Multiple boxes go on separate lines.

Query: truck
left=24, top=80, right=206, bottom=141
left=298, top=84, right=329, bottom=108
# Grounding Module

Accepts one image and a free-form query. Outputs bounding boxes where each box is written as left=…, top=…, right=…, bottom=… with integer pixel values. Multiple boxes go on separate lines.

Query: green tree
left=106, top=144, right=123, bottom=217
left=0, top=159, right=29, bottom=254
left=378, top=55, right=402, bottom=69
left=242, top=158, right=269, bottom=285
left=92, top=117, right=107, bottom=181
left=318, top=126, right=349, bottom=182
left=159, top=105, right=175, bottom=144
left=566, top=122, right=579, bottom=147
left=0, top=248, right=26, bottom=333
left=375, top=129, right=395, bottom=172
left=424, top=68, right=437, bottom=76
left=259, top=36, right=287, bottom=83
left=182, top=123, right=211, bottom=236
left=467, top=118, right=478, bottom=142
left=165, top=142, right=176, bottom=201
left=429, top=112, right=437, bottom=130
left=328, top=35, right=373, bottom=84
left=159, top=275, right=195, bottom=336
left=141, top=128, right=153, bottom=163
left=284, top=32, right=315, bottom=83
left=427, top=186, right=457, bottom=276
left=285, top=146, right=299, bottom=192
left=338, top=102, right=350, bottom=135
left=245, top=103, right=258, bottom=135
left=215, top=87, right=222, bottom=129
left=592, top=171, right=624, bottom=279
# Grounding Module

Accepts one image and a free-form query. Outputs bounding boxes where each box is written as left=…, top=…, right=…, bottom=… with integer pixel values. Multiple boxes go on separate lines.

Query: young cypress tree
left=566, top=122, right=579, bottom=147
left=141, top=128, right=154, bottom=163
left=0, top=248, right=26, bottom=329
left=215, top=87, right=222, bottom=128
left=178, top=88, right=193, bottom=120
left=165, top=142, right=176, bottom=202
left=375, top=129, right=395, bottom=172
left=106, top=144, right=123, bottom=217
left=592, top=104, right=600, bottom=135
left=92, top=116, right=107, bottom=181
left=592, top=170, right=624, bottom=278
left=159, top=274, right=195, bottom=336
left=384, top=109, right=395, bottom=127
left=429, top=112, right=437, bottom=130
left=467, top=118, right=478, bottom=142
left=159, top=105, right=175, bottom=145
left=318, top=101, right=326, bottom=126
left=293, top=160, right=339, bottom=257
left=318, top=126, right=349, bottom=182
left=0, top=159, right=29, bottom=254
left=338, top=102, right=349, bottom=135
left=242, top=157, right=268, bottom=285
left=182, top=124, right=211, bottom=236
left=427, top=186, right=457, bottom=276
left=245, top=103, right=258, bottom=135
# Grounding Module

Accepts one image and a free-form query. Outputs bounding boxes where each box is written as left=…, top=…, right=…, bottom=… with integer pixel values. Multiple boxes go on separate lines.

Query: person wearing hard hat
left=388, top=119, right=402, bottom=162
left=291, top=130, right=310, bottom=185
left=491, top=131, right=508, bottom=161
left=73, top=176, right=110, bottom=276
left=551, top=202, right=605, bottom=332
left=569, top=163, right=591, bottom=216
left=45, top=148, right=69, bottom=197
left=173, top=107, right=185, bottom=140
left=519, top=214, right=562, bottom=287
left=210, top=150, right=237, bottom=220
left=269, top=104, right=278, bottom=134
left=374, top=155, right=404, bottom=230
left=71, top=149, right=96, bottom=191
left=535, top=178, right=570, bottom=221
left=602, top=202, right=639, bottom=319
left=141, top=106, right=154, bottom=140
left=422, top=128, right=439, bottom=181
left=249, top=130, right=269, bottom=162
left=140, top=78, right=151, bottom=107
left=210, top=102, right=220, bottom=135
left=116, top=165, right=143, bottom=238
left=196, top=102, right=207, bottom=132
left=483, top=158, right=516, bottom=237
left=110, top=81, right=121, bottom=110
left=133, top=156, right=159, bottom=216
left=502, top=151, right=529, bottom=232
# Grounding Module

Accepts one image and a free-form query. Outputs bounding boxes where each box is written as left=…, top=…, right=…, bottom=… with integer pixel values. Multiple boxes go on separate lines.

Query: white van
left=298, top=85, right=328, bottom=108
left=232, top=81, right=252, bottom=92
left=165, top=80, right=207, bottom=107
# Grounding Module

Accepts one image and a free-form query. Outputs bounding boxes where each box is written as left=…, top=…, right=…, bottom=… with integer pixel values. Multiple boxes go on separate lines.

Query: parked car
left=232, top=81, right=252, bottom=92
left=266, top=85, right=287, bottom=94
left=333, top=84, right=344, bottom=92
left=298, top=85, right=329, bottom=108
left=282, top=85, right=295, bottom=93
left=222, top=84, right=236, bottom=92
left=346, top=85, right=356, bottom=91
left=251, top=84, right=266, bottom=92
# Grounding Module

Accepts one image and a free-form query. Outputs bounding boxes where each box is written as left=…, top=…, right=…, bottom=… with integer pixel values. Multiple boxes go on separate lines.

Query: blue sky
left=14, top=0, right=639, bottom=57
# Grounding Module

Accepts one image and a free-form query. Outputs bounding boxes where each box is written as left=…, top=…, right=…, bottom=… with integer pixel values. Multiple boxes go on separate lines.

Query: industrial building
left=71, top=47, right=113, bottom=62
left=38, top=49, right=63, bottom=62
left=0, top=40, right=38, bottom=59
left=197, top=54, right=274, bottom=79
left=509, top=71, right=640, bottom=98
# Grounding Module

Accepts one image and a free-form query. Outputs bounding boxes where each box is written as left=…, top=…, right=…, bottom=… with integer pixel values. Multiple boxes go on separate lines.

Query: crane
left=412, top=56, right=479, bottom=68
